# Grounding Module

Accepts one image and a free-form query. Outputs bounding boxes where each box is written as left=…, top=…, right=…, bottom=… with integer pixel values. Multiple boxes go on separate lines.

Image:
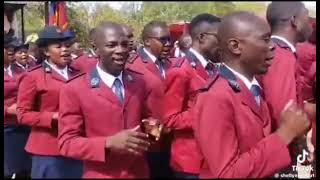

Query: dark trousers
left=4, top=125, right=31, bottom=177
left=147, top=151, right=173, bottom=178
left=31, top=155, right=83, bottom=178
left=174, top=171, right=198, bottom=179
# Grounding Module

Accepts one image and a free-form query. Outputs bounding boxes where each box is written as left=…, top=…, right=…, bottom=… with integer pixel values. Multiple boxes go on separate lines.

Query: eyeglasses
left=202, top=32, right=217, bottom=37
left=149, top=36, right=171, bottom=45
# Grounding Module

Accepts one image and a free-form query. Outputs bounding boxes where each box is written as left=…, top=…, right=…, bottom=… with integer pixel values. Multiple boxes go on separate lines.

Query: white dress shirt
left=143, top=48, right=166, bottom=78
left=271, top=35, right=296, bottom=53
left=4, top=65, right=13, bottom=77
left=224, top=63, right=261, bottom=104
left=189, top=48, right=208, bottom=69
left=96, top=64, right=125, bottom=97
left=45, top=60, right=69, bottom=80
left=15, top=61, right=27, bottom=70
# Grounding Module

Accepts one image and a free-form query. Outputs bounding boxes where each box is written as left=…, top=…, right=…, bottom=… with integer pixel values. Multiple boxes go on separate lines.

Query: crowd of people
left=4, top=1, right=316, bottom=179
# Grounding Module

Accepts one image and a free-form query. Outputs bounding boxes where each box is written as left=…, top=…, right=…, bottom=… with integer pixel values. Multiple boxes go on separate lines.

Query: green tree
left=24, top=3, right=45, bottom=36
left=67, top=4, right=91, bottom=48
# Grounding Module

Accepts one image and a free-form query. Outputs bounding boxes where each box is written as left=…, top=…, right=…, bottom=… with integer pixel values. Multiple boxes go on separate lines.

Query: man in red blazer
left=193, top=11, right=311, bottom=178
left=163, top=13, right=221, bottom=178
left=58, top=22, right=158, bottom=178
left=296, top=18, right=316, bottom=105
left=126, top=20, right=176, bottom=178
left=259, top=2, right=312, bottom=129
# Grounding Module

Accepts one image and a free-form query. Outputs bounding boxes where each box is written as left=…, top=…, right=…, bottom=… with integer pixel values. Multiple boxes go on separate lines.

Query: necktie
left=155, top=59, right=166, bottom=79
left=205, top=62, right=215, bottom=76
left=113, top=78, right=124, bottom=103
left=250, top=85, right=261, bottom=106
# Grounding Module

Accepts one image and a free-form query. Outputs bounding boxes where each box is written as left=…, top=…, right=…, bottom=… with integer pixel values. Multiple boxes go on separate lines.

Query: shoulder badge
left=91, top=77, right=100, bottom=87
left=218, top=65, right=241, bottom=93
left=228, top=79, right=241, bottom=92
left=127, top=74, right=133, bottom=81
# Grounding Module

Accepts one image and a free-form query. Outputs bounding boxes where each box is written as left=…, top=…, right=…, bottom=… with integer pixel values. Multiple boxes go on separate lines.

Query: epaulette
left=125, top=67, right=144, bottom=75
left=27, top=64, right=42, bottom=72
left=218, top=65, right=241, bottom=93
left=67, top=72, right=86, bottom=82
left=172, top=57, right=186, bottom=68
left=127, top=53, right=139, bottom=64
left=198, top=73, right=220, bottom=92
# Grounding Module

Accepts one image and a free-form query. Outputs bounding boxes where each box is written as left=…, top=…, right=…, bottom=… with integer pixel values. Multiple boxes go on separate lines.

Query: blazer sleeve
left=58, top=84, right=108, bottom=162
left=17, top=73, right=55, bottom=128
left=195, top=91, right=291, bottom=178
left=163, top=69, right=193, bottom=130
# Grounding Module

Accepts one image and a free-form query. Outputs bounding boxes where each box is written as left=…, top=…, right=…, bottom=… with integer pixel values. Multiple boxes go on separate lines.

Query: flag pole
left=45, top=1, right=49, bottom=26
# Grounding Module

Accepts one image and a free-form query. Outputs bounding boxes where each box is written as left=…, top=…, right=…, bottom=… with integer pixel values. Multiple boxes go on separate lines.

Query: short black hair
left=266, top=2, right=305, bottom=30
left=141, top=21, right=168, bottom=41
left=189, top=13, right=221, bottom=39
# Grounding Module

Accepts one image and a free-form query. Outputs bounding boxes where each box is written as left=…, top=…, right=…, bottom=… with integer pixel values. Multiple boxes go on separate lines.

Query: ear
left=144, top=38, right=151, bottom=47
left=290, top=16, right=298, bottom=28
left=44, top=48, right=50, bottom=57
left=227, top=38, right=241, bottom=55
left=198, top=33, right=205, bottom=44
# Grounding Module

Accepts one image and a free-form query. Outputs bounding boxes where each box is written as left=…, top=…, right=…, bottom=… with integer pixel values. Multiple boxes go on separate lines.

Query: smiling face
left=95, top=24, right=129, bottom=76
left=14, top=47, right=29, bottom=66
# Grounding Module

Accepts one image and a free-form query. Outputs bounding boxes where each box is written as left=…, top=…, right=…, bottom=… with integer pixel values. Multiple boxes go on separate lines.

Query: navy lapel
left=89, top=67, right=121, bottom=106
left=185, top=50, right=208, bottom=80
left=218, top=65, right=264, bottom=122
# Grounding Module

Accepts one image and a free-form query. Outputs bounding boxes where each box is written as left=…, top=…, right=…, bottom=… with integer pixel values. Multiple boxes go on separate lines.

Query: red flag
left=48, top=1, right=69, bottom=32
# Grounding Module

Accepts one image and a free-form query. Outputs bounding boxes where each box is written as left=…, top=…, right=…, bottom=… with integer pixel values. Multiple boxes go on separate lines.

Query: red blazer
left=163, top=51, right=211, bottom=174
left=296, top=42, right=316, bottom=104
left=11, top=60, right=37, bottom=75
left=16, top=62, right=82, bottom=156
left=4, top=66, right=25, bottom=125
left=296, top=42, right=316, bottom=78
left=300, top=62, right=316, bottom=148
left=126, top=48, right=176, bottom=150
left=58, top=67, right=152, bottom=178
left=71, top=54, right=98, bottom=72
left=258, top=38, right=297, bottom=129
left=193, top=66, right=291, bottom=178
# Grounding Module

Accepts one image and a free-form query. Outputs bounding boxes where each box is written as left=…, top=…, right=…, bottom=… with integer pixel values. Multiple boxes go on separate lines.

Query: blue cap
left=9, top=38, right=29, bottom=51
left=36, top=26, right=69, bottom=47
left=63, top=29, right=76, bottom=39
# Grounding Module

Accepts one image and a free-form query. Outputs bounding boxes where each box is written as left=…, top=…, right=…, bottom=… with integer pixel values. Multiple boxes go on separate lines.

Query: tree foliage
left=22, top=2, right=315, bottom=49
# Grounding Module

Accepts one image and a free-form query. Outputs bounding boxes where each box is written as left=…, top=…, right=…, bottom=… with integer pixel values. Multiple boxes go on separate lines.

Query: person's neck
left=48, top=59, right=66, bottom=70
left=224, top=61, right=254, bottom=81
left=144, top=47, right=156, bottom=57
left=98, top=62, right=121, bottom=77
left=272, top=30, right=298, bottom=47
left=17, top=61, right=27, bottom=67
left=191, top=44, right=207, bottom=61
